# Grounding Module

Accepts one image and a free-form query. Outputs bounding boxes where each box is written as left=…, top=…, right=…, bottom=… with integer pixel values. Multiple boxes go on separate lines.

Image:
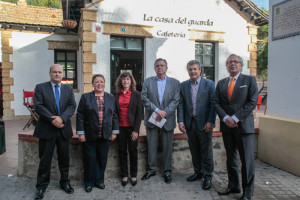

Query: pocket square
left=240, top=85, right=247, bottom=88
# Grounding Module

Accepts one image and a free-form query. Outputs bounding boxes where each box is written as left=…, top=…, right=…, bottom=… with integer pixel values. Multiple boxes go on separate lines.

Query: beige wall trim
left=248, top=26, right=258, bottom=76
left=258, top=115, right=300, bottom=176
left=189, top=29, right=225, bottom=42
left=80, top=9, right=98, bottom=93
left=102, top=21, right=153, bottom=38
left=48, top=40, right=79, bottom=50
left=84, top=0, right=104, bottom=9
left=1, top=30, right=15, bottom=119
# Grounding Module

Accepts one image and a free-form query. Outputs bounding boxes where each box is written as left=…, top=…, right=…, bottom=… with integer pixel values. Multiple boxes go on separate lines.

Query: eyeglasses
left=227, top=60, right=241, bottom=64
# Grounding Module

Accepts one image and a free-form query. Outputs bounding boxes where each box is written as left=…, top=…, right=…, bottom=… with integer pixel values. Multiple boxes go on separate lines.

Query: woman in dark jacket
left=115, top=72, right=142, bottom=187
left=76, top=74, right=119, bottom=193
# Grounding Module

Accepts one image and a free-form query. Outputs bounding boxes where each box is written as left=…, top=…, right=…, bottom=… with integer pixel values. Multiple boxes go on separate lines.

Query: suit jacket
left=33, top=81, right=76, bottom=140
left=76, top=91, right=119, bottom=141
left=141, top=76, right=180, bottom=131
left=213, top=73, right=258, bottom=134
left=115, top=91, right=143, bottom=133
left=177, top=78, right=216, bottom=131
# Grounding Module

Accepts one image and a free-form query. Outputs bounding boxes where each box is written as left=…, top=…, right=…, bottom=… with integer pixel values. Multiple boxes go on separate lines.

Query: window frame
left=195, top=42, right=215, bottom=81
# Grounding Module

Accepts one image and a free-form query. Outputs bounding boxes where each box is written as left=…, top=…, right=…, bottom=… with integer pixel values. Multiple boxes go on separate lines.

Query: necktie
left=228, top=77, right=235, bottom=101
left=55, top=84, right=60, bottom=115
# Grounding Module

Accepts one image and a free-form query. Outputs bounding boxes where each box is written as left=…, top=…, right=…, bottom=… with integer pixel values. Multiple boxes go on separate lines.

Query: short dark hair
left=92, top=74, right=105, bottom=84
left=115, top=72, right=136, bottom=93
left=186, top=60, right=201, bottom=70
left=154, top=58, right=168, bottom=67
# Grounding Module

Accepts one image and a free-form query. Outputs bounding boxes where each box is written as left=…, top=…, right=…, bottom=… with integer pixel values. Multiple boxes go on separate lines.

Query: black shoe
left=85, top=185, right=92, bottom=193
left=239, top=196, right=251, bottom=200
left=130, top=178, right=137, bottom=186
left=164, top=175, right=172, bottom=184
left=34, top=189, right=45, bottom=199
left=95, top=183, right=105, bottom=189
left=202, top=178, right=212, bottom=190
left=121, top=178, right=129, bottom=187
left=141, top=172, right=156, bottom=180
left=187, top=173, right=203, bottom=182
left=218, top=188, right=241, bottom=195
left=60, top=184, right=74, bottom=194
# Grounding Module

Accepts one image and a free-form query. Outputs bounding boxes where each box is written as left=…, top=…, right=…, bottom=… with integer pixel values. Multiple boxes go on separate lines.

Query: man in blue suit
left=177, top=60, right=216, bottom=190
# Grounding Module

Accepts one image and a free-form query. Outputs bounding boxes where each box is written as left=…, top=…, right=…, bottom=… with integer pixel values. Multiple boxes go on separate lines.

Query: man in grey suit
left=177, top=60, right=216, bottom=190
left=214, top=54, right=258, bottom=200
left=141, top=58, right=180, bottom=184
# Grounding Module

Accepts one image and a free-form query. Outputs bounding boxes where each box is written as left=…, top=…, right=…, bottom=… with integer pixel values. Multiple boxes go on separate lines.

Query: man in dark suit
left=141, top=58, right=180, bottom=184
left=177, top=60, right=216, bottom=190
left=213, top=54, right=258, bottom=200
left=33, top=64, right=76, bottom=199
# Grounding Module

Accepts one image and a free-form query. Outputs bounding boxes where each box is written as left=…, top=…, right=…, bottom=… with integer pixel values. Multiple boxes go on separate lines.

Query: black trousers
left=186, top=119, right=214, bottom=179
left=82, top=137, right=111, bottom=186
left=222, top=129, right=255, bottom=197
left=117, top=126, right=138, bottom=178
left=36, top=130, right=70, bottom=190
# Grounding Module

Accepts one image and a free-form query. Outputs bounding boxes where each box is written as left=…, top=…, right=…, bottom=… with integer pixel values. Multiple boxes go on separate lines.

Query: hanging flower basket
left=61, top=20, right=77, bottom=29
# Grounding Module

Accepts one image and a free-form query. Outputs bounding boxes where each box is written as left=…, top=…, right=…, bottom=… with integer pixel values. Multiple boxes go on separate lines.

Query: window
left=195, top=42, right=215, bottom=81
left=54, top=50, right=77, bottom=89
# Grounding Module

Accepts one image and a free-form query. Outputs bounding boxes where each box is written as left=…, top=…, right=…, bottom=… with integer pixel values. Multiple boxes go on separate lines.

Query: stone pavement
left=0, top=160, right=299, bottom=200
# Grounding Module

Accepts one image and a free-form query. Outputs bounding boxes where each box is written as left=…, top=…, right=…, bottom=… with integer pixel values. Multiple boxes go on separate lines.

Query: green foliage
left=0, top=0, right=62, bottom=8
left=257, top=24, right=268, bottom=80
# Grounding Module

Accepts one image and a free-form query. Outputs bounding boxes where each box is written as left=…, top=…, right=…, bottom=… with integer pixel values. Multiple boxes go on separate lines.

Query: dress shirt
left=119, top=90, right=131, bottom=127
left=191, top=77, right=201, bottom=116
left=223, top=73, right=240, bottom=123
left=51, top=82, right=61, bottom=100
left=155, top=75, right=167, bottom=113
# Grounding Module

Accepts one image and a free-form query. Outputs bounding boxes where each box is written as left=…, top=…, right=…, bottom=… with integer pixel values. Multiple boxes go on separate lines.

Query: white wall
left=267, top=0, right=300, bottom=119
left=10, top=32, right=81, bottom=116
left=0, top=31, right=2, bottom=62
left=93, top=0, right=252, bottom=88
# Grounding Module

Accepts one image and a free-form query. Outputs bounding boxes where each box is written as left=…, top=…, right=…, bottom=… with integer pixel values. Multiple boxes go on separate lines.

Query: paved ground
left=1, top=108, right=300, bottom=200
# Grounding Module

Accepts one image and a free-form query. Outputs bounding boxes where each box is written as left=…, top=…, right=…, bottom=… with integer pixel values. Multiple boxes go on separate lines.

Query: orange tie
left=228, top=77, right=235, bottom=101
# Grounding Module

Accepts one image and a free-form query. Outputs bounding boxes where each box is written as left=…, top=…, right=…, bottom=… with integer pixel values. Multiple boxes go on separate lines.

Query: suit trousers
left=36, top=130, right=70, bottom=190
left=222, top=129, right=255, bottom=197
left=146, top=127, right=174, bottom=175
left=186, top=119, right=214, bottom=178
left=82, top=137, right=111, bottom=186
left=118, top=126, right=138, bottom=178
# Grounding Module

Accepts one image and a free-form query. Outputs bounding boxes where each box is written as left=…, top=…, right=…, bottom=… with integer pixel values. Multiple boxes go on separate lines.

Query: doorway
left=110, top=37, right=144, bottom=94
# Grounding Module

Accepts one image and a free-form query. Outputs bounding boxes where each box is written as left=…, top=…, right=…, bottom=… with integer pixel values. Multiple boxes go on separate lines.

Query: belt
left=190, top=115, right=197, bottom=120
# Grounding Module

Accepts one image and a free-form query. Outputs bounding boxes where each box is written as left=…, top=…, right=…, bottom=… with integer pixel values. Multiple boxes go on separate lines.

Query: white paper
left=148, top=112, right=167, bottom=128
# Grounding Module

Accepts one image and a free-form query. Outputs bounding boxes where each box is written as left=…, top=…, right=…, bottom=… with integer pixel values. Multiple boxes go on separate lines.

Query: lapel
left=59, top=84, right=65, bottom=111
left=152, top=77, right=160, bottom=105
left=196, top=78, right=205, bottom=102
left=90, top=91, right=99, bottom=117
left=161, top=77, right=170, bottom=106
left=231, top=73, right=243, bottom=100
left=222, top=77, right=230, bottom=102
left=46, top=82, right=58, bottom=113
left=104, top=92, right=111, bottom=117
left=115, top=93, right=120, bottom=114
left=185, top=80, right=193, bottom=105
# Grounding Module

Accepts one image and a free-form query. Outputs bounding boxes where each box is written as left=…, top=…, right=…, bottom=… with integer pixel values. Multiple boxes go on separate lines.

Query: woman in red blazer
left=115, top=72, right=143, bottom=187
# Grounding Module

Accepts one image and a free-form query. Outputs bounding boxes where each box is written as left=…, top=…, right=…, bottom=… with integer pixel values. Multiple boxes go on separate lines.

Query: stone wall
left=18, top=133, right=233, bottom=181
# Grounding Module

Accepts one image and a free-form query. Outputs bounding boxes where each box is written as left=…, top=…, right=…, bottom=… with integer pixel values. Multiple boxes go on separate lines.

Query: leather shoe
left=85, top=185, right=92, bottom=193
left=218, top=188, right=241, bottom=195
left=202, top=178, right=212, bottom=190
left=164, top=175, right=172, bottom=184
left=130, top=178, right=137, bottom=186
left=60, top=184, right=74, bottom=194
left=187, top=173, right=203, bottom=182
left=141, top=172, right=156, bottom=180
left=121, top=179, right=128, bottom=187
left=34, top=189, right=45, bottom=199
left=95, top=183, right=105, bottom=189
left=239, top=196, right=251, bottom=200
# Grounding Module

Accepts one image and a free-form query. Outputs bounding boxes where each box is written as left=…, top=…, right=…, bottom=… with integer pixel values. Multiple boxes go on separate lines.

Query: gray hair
left=154, top=58, right=168, bottom=67
left=226, top=54, right=244, bottom=66
left=186, top=60, right=201, bottom=70
left=49, top=64, right=63, bottom=73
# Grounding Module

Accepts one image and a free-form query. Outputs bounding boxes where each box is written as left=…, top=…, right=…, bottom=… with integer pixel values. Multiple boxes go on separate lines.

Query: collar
left=230, top=73, right=240, bottom=80
left=156, top=75, right=167, bottom=81
left=190, top=77, right=201, bottom=85
left=51, top=82, right=62, bottom=87
left=120, top=89, right=131, bottom=95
